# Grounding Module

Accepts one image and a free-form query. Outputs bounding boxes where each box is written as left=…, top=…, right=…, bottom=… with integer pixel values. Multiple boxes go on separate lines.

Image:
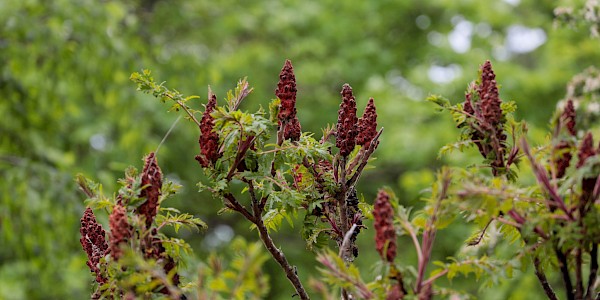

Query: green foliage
left=196, top=237, right=270, bottom=300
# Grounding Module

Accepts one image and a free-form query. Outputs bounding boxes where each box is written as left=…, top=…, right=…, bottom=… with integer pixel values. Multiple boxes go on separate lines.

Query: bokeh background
left=1, top=0, right=599, bottom=299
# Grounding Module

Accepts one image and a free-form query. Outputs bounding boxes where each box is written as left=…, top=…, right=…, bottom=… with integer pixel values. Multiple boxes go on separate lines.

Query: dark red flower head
left=109, top=203, right=131, bottom=260
left=577, top=132, right=596, bottom=168
left=478, top=60, right=503, bottom=127
left=562, top=99, right=577, bottom=136
left=336, top=84, right=358, bottom=157
left=276, top=60, right=302, bottom=142
left=356, top=98, right=378, bottom=146
left=284, top=116, right=302, bottom=142
left=196, top=91, right=220, bottom=167
left=276, top=59, right=298, bottom=122
left=553, top=141, right=572, bottom=179
left=137, top=152, right=162, bottom=227
left=373, top=190, right=396, bottom=262
left=80, top=208, right=108, bottom=283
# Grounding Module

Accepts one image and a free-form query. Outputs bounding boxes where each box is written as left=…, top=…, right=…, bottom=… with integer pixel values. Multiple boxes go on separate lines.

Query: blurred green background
left=1, top=0, right=598, bottom=299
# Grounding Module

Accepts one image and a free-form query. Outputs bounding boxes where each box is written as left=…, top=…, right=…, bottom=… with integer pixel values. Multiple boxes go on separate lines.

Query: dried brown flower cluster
left=336, top=84, right=359, bottom=157
left=463, top=60, right=507, bottom=174
left=137, top=152, right=162, bottom=227
left=80, top=208, right=109, bottom=284
left=373, top=190, right=396, bottom=262
left=109, top=203, right=131, bottom=260
left=196, top=92, right=220, bottom=167
left=276, top=59, right=301, bottom=141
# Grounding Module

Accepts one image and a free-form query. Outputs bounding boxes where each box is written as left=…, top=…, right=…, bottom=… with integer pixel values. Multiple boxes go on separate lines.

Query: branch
left=555, top=247, right=575, bottom=300
left=586, top=244, right=598, bottom=299
left=346, top=128, right=383, bottom=189
left=223, top=193, right=255, bottom=223
left=254, top=204, right=310, bottom=299
left=534, top=256, right=559, bottom=300
left=520, top=138, right=574, bottom=220
left=339, top=224, right=358, bottom=261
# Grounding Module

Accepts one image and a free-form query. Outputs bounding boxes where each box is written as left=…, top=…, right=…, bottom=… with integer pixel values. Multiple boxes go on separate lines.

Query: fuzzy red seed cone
left=577, top=132, right=595, bottom=168
left=562, top=99, right=577, bottom=136
left=356, top=98, right=378, bottom=146
left=284, top=116, right=302, bottom=142
left=374, top=190, right=396, bottom=262
left=137, top=152, right=162, bottom=227
left=109, top=203, right=131, bottom=260
left=80, top=208, right=109, bottom=284
left=276, top=59, right=298, bottom=122
left=196, top=92, right=220, bottom=167
left=337, top=84, right=358, bottom=157
left=553, top=141, right=572, bottom=179
left=478, top=60, right=503, bottom=128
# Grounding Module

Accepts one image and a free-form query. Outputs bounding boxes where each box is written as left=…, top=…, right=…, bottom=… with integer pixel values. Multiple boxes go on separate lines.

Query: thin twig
left=162, top=91, right=201, bottom=127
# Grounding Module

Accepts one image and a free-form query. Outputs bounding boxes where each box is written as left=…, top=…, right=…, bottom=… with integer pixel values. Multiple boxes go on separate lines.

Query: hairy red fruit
left=276, top=59, right=298, bottom=122
left=562, top=99, right=577, bottom=136
left=137, top=152, right=162, bottom=227
left=276, top=60, right=302, bottom=142
left=109, top=203, right=131, bottom=260
left=577, top=132, right=596, bottom=168
left=478, top=60, right=503, bottom=128
left=284, top=116, right=301, bottom=141
left=374, top=190, right=396, bottom=262
left=553, top=141, right=572, bottom=179
left=356, top=98, right=378, bottom=146
left=80, top=208, right=109, bottom=284
left=196, top=92, right=220, bottom=167
left=336, top=84, right=358, bottom=157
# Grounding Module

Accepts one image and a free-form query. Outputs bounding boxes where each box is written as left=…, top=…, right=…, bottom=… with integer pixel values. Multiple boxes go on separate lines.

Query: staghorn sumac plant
left=318, top=60, right=599, bottom=300
left=428, top=60, right=599, bottom=299
left=79, top=58, right=598, bottom=299
left=128, top=59, right=382, bottom=299
left=77, top=153, right=206, bottom=299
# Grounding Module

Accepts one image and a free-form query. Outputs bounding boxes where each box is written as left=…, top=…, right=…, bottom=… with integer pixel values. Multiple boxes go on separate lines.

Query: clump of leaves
left=77, top=153, right=206, bottom=299
left=130, top=59, right=383, bottom=299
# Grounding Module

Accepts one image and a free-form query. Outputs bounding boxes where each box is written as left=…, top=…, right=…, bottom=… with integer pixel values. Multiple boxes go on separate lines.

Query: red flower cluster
left=374, top=190, right=396, bottom=262
left=109, top=203, right=131, bottom=260
left=137, top=152, right=162, bottom=227
left=276, top=59, right=301, bottom=141
left=80, top=208, right=109, bottom=284
left=462, top=61, right=507, bottom=173
left=553, top=100, right=577, bottom=178
left=563, top=99, right=576, bottom=136
left=577, top=132, right=597, bottom=168
left=478, top=60, right=503, bottom=128
left=196, top=92, right=220, bottom=167
left=356, top=98, right=378, bottom=146
left=336, top=84, right=359, bottom=157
